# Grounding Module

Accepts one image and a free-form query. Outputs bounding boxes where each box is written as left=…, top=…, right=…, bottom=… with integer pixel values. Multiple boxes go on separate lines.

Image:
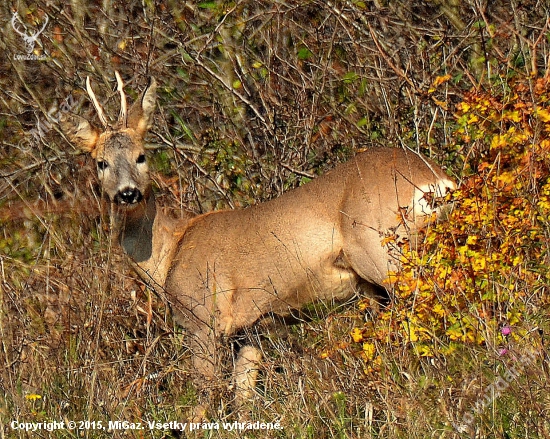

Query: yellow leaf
left=536, top=108, right=550, bottom=122
left=433, top=303, right=446, bottom=317
left=446, top=323, right=463, bottom=341
left=504, top=110, right=521, bottom=122
left=350, top=327, right=364, bottom=343
left=433, top=74, right=452, bottom=87
left=466, top=235, right=478, bottom=245
left=380, top=235, right=396, bottom=246
left=432, top=98, right=449, bottom=110
left=362, top=342, right=376, bottom=361
left=415, top=344, right=433, bottom=357
left=402, top=320, right=420, bottom=342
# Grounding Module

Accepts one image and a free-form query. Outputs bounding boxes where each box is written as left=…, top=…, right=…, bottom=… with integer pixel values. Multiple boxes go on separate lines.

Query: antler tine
left=115, top=71, right=128, bottom=128
left=11, top=13, right=26, bottom=37
left=37, top=14, right=49, bottom=34
left=85, top=76, right=109, bottom=127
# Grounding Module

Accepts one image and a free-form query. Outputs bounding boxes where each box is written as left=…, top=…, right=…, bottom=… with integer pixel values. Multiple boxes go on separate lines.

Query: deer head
left=64, top=73, right=157, bottom=207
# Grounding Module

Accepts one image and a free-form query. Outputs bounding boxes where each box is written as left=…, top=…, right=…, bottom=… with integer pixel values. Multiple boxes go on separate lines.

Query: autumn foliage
left=352, top=77, right=550, bottom=368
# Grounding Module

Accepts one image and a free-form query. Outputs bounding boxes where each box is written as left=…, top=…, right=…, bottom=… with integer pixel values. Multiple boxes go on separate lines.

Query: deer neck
left=118, top=190, right=156, bottom=263
left=115, top=190, right=190, bottom=290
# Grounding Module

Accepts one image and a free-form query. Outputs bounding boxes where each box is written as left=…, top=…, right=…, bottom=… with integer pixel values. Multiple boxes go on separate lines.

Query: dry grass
left=1, top=0, right=550, bottom=437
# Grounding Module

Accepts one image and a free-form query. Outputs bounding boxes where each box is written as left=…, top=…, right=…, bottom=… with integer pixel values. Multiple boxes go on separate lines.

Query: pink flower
left=501, top=326, right=512, bottom=336
left=498, top=348, right=508, bottom=356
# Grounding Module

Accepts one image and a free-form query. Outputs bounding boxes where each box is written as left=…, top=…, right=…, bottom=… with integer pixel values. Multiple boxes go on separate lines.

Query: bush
left=352, top=76, right=550, bottom=369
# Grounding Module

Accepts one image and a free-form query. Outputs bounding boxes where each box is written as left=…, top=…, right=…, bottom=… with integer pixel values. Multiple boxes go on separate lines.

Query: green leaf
left=297, top=47, right=313, bottom=60
left=342, top=72, right=359, bottom=84
left=357, top=117, right=368, bottom=128
left=171, top=110, right=196, bottom=142
left=198, top=1, right=218, bottom=9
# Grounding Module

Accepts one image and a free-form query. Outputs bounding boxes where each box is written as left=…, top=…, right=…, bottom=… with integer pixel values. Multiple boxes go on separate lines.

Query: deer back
left=164, top=147, right=454, bottom=336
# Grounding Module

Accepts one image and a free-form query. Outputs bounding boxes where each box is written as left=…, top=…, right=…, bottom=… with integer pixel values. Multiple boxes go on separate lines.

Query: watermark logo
left=452, top=345, right=538, bottom=433
left=18, top=94, right=77, bottom=152
left=30, top=95, right=77, bottom=144
left=11, top=11, right=49, bottom=61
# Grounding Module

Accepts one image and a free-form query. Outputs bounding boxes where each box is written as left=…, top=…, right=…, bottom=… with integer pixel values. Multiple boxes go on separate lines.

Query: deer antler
left=115, top=71, right=128, bottom=128
left=86, top=77, right=109, bottom=127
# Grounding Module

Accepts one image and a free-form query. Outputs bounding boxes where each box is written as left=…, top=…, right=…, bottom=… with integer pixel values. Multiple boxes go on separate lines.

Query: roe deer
left=64, top=72, right=455, bottom=402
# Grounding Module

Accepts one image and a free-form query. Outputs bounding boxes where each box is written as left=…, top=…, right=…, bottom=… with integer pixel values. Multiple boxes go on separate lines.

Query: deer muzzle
left=114, top=186, right=143, bottom=205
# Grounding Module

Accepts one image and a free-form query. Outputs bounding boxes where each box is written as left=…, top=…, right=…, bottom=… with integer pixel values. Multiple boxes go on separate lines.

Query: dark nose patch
left=114, top=187, right=143, bottom=205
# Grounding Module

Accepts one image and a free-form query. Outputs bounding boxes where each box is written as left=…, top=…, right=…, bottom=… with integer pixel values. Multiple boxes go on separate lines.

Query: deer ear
left=127, top=77, right=156, bottom=138
left=61, top=114, right=100, bottom=156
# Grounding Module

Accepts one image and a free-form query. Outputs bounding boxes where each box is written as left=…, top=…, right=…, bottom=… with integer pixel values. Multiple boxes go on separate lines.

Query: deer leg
left=188, top=328, right=220, bottom=380
left=232, top=345, right=262, bottom=408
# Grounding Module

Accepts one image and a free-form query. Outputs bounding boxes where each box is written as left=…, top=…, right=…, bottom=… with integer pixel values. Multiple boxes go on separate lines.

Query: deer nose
left=114, top=187, right=143, bottom=205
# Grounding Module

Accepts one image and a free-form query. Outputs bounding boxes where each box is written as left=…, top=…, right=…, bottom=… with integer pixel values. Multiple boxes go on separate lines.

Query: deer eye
left=136, top=154, right=146, bottom=164
left=97, top=160, right=108, bottom=171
